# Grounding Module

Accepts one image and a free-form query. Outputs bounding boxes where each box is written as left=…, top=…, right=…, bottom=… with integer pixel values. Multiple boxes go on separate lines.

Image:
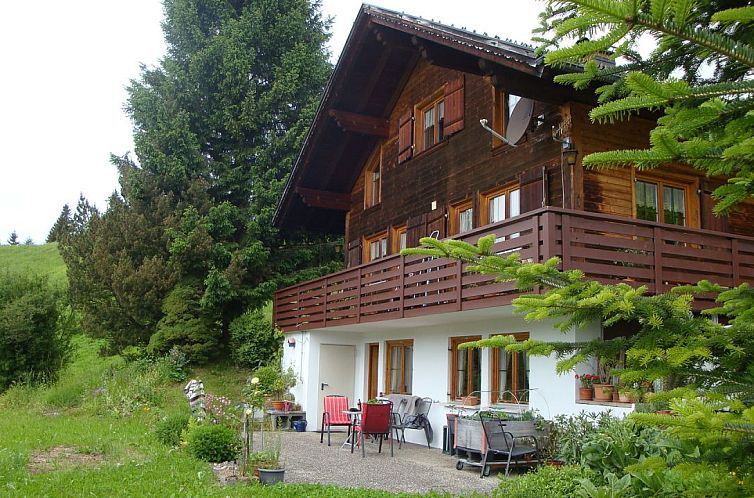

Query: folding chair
left=392, top=397, right=433, bottom=448
left=478, top=411, right=540, bottom=477
left=320, top=395, right=351, bottom=446
left=351, top=400, right=394, bottom=458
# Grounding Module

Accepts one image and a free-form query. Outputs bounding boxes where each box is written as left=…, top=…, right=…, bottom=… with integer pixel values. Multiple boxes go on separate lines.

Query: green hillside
left=0, top=243, right=67, bottom=287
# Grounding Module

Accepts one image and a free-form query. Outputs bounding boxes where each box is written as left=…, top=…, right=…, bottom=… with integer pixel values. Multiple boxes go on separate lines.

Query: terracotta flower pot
left=270, top=400, right=286, bottom=411
left=593, top=383, right=614, bottom=402
left=618, top=392, right=632, bottom=403
left=463, top=395, right=480, bottom=406
left=579, top=387, right=594, bottom=400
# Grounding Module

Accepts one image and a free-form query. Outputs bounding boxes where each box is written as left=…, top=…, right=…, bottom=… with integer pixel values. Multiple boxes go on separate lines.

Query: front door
left=317, top=344, right=356, bottom=429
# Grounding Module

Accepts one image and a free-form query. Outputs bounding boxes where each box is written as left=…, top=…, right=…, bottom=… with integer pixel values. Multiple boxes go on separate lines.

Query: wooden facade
left=273, top=6, right=754, bottom=332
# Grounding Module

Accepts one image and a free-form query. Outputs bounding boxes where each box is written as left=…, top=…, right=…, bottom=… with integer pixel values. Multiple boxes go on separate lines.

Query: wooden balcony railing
left=273, top=207, right=754, bottom=332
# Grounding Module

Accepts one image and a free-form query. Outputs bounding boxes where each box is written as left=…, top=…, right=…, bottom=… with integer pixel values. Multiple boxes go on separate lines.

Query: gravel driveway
left=278, top=431, right=500, bottom=496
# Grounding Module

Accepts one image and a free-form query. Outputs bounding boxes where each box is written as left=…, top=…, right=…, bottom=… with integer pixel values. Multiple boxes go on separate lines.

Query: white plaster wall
left=284, top=308, right=632, bottom=446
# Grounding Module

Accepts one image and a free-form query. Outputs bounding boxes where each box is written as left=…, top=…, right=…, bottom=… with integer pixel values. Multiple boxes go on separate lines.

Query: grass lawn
left=0, top=242, right=67, bottom=288
left=0, top=336, right=430, bottom=497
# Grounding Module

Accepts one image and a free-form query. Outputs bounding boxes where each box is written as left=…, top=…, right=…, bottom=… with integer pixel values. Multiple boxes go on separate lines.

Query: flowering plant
left=576, top=373, right=598, bottom=388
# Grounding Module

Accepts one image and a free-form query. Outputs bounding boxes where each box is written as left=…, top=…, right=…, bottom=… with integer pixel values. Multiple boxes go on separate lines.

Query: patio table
left=341, top=409, right=360, bottom=449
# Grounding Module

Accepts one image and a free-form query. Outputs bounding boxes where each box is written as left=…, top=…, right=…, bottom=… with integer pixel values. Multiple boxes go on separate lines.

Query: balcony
left=273, top=207, right=754, bottom=332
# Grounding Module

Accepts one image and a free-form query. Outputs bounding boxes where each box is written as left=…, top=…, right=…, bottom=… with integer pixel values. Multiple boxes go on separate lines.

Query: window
left=449, top=199, right=474, bottom=235
left=634, top=173, right=696, bottom=227
left=364, top=150, right=381, bottom=209
left=481, top=184, right=521, bottom=225
left=450, top=335, right=481, bottom=400
left=491, top=333, right=530, bottom=404
left=416, top=94, right=445, bottom=153
left=491, top=88, right=523, bottom=148
left=363, top=231, right=388, bottom=262
left=391, top=225, right=407, bottom=254
left=385, top=339, right=413, bottom=394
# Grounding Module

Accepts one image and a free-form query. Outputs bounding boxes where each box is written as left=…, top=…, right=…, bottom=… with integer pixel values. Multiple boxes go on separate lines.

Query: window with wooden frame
left=391, top=224, right=407, bottom=254
left=385, top=339, right=413, bottom=394
left=364, top=149, right=381, bottom=209
left=415, top=92, right=445, bottom=153
left=449, top=199, right=474, bottom=235
left=481, top=183, right=521, bottom=225
left=634, top=172, right=698, bottom=228
left=491, top=332, right=530, bottom=404
left=491, top=88, right=522, bottom=148
left=450, top=335, right=481, bottom=400
left=363, top=231, right=388, bottom=262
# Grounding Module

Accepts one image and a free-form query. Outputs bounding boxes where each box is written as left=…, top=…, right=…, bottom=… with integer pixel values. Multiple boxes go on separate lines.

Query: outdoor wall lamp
left=562, top=138, right=578, bottom=167
left=287, top=338, right=296, bottom=348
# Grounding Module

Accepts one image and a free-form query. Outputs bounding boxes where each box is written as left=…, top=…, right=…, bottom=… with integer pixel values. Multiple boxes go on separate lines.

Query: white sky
left=0, top=1, right=542, bottom=244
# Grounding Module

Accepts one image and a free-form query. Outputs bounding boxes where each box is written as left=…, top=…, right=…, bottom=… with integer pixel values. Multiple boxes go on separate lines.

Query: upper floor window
left=491, top=332, right=530, bottom=404
left=450, top=335, right=481, bottom=400
left=635, top=173, right=695, bottom=227
left=481, top=184, right=521, bottom=225
left=391, top=224, right=407, bottom=254
left=492, top=88, right=523, bottom=148
left=364, top=150, right=381, bottom=209
left=450, top=199, right=474, bottom=235
left=363, top=231, right=388, bottom=262
left=385, top=339, right=413, bottom=394
left=417, top=95, right=445, bottom=153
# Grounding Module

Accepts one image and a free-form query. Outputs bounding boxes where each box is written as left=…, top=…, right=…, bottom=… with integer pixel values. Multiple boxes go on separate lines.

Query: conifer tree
left=60, top=0, right=339, bottom=358
left=7, top=231, right=19, bottom=246
left=47, top=204, right=72, bottom=243
left=534, top=0, right=754, bottom=213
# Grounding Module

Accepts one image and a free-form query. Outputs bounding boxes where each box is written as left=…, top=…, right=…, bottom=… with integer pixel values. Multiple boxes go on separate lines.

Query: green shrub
left=0, top=271, right=70, bottom=391
left=99, top=358, right=167, bottom=416
left=229, top=309, right=282, bottom=369
left=148, top=283, right=221, bottom=364
left=185, top=423, right=240, bottom=462
left=155, top=412, right=191, bottom=446
left=494, top=465, right=597, bottom=498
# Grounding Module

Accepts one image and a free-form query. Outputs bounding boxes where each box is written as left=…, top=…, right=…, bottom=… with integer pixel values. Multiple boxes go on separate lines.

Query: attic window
left=418, top=96, right=444, bottom=152
left=364, top=149, right=382, bottom=209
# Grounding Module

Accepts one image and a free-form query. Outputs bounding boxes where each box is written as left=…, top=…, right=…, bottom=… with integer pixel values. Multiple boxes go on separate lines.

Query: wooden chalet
left=272, top=5, right=754, bottom=442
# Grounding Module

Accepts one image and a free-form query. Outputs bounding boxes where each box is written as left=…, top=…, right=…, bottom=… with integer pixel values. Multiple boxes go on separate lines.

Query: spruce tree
left=61, top=0, right=338, bottom=358
left=7, top=231, right=19, bottom=246
left=534, top=0, right=754, bottom=213
left=46, top=204, right=72, bottom=243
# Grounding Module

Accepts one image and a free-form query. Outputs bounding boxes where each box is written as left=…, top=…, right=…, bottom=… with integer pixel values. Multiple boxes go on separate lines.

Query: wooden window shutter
left=406, top=213, right=428, bottom=248
left=518, top=166, right=546, bottom=213
left=398, top=110, right=413, bottom=164
left=701, top=190, right=729, bottom=232
left=347, top=239, right=362, bottom=267
left=444, top=75, right=465, bottom=136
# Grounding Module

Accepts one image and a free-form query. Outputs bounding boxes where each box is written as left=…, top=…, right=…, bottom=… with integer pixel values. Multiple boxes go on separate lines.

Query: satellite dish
left=505, top=97, right=535, bottom=145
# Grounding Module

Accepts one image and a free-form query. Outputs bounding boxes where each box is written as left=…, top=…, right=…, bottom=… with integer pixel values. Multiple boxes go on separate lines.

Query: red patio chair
left=351, top=400, right=394, bottom=458
left=320, top=395, right=351, bottom=446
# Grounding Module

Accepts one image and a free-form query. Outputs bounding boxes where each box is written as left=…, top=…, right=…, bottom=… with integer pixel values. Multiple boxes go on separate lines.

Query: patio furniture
left=391, top=397, right=433, bottom=448
left=351, top=400, right=394, bottom=458
left=320, top=395, right=352, bottom=446
left=476, top=411, right=540, bottom=477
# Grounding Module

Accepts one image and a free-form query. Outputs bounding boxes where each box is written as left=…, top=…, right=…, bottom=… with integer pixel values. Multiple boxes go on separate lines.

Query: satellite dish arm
left=479, top=119, right=517, bottom=147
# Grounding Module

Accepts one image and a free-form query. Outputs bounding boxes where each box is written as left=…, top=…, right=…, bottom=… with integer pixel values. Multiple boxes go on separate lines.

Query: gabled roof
left=273, top=4, right=580, bottom=233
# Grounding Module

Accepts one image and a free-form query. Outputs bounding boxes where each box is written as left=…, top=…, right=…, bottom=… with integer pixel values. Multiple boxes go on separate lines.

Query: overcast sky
left=0, top=1, right=542, bottom=244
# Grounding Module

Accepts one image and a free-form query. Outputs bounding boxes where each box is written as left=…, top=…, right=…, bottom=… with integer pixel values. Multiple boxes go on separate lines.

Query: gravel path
left=277, top=431, right=500, bottom=496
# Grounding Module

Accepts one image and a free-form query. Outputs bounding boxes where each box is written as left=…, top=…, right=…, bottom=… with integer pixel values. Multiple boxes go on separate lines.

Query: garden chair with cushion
left=320, top=395, right=352, bottom=446
left=478, top=411, right=540, bottom=477
left=391, top=396, right=433, bottom=448
left=351, top=400, right=394, bottom=458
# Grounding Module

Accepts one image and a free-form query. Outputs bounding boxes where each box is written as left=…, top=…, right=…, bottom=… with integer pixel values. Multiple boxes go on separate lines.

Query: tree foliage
left=7, top=231, right=19, bottom=246
left=60, top=0, right=340, bottom=356
left=534, top=0, right=754, bottom=214
left=0, top=271, right=70, bottom=391
left=46, top=204, right=72, bottom=243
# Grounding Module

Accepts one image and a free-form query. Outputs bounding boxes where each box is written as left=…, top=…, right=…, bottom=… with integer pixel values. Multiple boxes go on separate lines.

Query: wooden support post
left=732, top=238, right=740, bottom=286
left=356, top=271, right=362, bottom=323
left=561, top=214, right=571, bottom=270
left=653, top=227, right=663, bottom=294
left=398, top=256, right=405, bottom=318
left=455, top=259, right=463, bottom=311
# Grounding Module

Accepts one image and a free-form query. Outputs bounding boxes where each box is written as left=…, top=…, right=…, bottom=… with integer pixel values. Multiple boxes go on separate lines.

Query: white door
left=317, top=344, right=356, bottom=429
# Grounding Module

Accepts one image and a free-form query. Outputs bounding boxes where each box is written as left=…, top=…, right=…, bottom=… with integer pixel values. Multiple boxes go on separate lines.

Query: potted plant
left=251, top=365, right=297, bottom=411
left=254, top=433, right=284, bottom=485
left=576, top=373, right=597, bottom=400
left=593, top=354, right=621, bottom=402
